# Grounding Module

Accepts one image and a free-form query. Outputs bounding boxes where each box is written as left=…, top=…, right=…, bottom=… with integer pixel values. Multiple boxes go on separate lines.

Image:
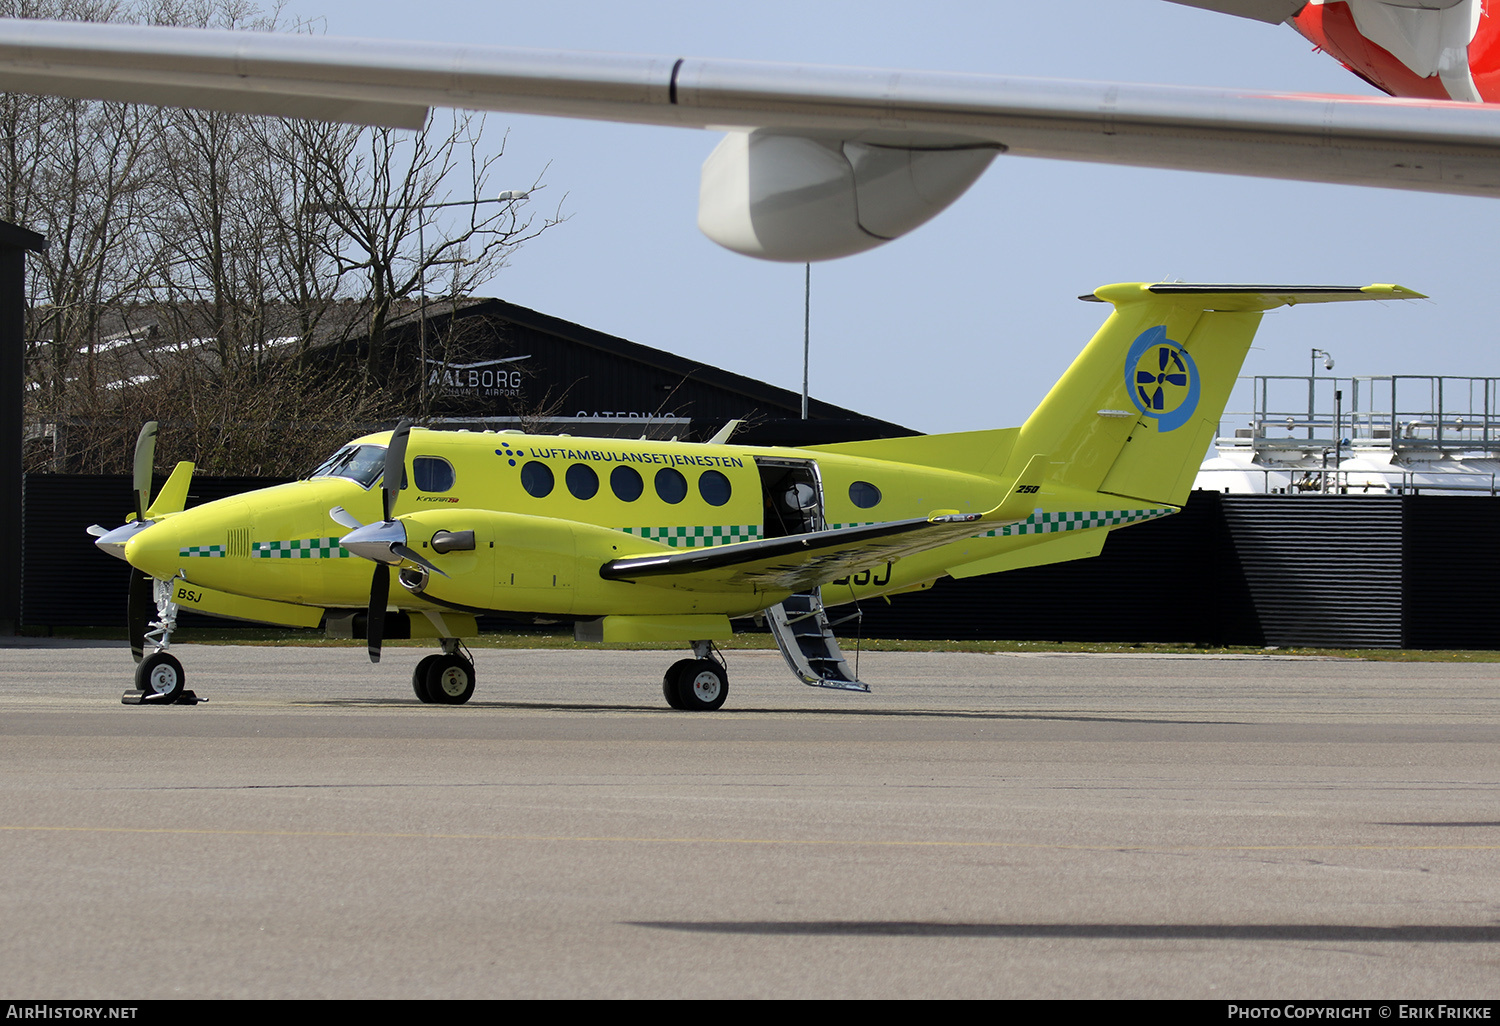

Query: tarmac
left=0, top=642, right=1497, bottom=999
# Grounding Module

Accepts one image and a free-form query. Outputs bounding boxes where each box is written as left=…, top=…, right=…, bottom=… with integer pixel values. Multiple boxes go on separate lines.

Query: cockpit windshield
left=308, top=444, right=386, bottom=488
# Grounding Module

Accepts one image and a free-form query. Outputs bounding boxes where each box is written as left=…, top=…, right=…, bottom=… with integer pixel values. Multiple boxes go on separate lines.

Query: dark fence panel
left=1402, top=496, right=1500, bottom=649
left=1221, top=496, right=1405, bottom=648
left=21, top=473, right=286, bottom=628
left=855, top=491, right=1262, bottom=644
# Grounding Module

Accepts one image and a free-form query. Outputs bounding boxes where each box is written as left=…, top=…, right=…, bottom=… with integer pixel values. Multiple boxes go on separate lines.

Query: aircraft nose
left=122, top=511, right=214, bottom=580
left=123, top=520, right=175, bottom=580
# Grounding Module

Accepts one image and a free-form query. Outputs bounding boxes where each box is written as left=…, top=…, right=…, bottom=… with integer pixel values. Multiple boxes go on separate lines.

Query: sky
left=288, top=0, right=1499, bottom=435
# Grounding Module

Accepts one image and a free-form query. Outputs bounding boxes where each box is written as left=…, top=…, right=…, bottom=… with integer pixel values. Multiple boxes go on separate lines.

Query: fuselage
left=118, top=426, right=1164, bottom=624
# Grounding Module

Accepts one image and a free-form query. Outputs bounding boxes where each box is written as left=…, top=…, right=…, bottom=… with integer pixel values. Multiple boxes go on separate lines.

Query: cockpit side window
left=309, top=444, right=386, bottom=488
left=413, top=456, right=456, bottom=493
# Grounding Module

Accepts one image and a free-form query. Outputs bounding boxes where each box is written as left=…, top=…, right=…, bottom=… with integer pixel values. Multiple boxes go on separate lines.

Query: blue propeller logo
left=1124, top=326, right=1200, bottom=433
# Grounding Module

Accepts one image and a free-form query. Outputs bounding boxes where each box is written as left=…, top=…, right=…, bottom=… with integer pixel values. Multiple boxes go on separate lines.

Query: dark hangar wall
left=341, top=299, right=915, bottom=442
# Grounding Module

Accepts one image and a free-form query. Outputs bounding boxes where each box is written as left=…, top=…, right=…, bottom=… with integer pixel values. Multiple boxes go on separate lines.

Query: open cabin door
left=753, top=457, right=869, bottom=693
left=755, top=457, right=825, bottom=538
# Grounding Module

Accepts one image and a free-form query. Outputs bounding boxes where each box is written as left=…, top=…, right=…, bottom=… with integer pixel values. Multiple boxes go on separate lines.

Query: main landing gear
left=662, top=641, right=728, bottom=712
left=122, top=576, right=204, bottom=706
left=412, top=639, right=476, bottom=705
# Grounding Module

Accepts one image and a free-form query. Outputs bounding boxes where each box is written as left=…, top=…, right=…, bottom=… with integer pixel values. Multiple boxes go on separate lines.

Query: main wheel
left=134, top=652, right=185, bottom=702
left=662, top=658, right=697, bottom=710
left=424, top=653, right=476, bottom=705
left=412, top=654, right=442, bottom=703
left=672, top=659, right=728, bottom=712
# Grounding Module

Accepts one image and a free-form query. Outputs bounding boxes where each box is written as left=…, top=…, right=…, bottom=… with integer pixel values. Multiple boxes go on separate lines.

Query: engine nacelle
left=697, top=130, right=1000, bottom=261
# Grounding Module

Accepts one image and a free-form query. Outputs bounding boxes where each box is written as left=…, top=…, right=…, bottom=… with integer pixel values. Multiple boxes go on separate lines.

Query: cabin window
left=521, top=461, right=554, bottom=498
left=413, top=456, right=455, bottom=493
left=849, top=481, right=882, bottom=509
left=698, top=470, right=731, bottom=507
left=655, top=467, right=687, bottom=504
left=611, top=465, right=643, bottom=502
left=567, top=463, right=599, bottom=500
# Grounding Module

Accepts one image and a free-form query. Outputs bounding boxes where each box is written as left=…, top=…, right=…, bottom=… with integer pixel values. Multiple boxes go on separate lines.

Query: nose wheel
left=134, top=651, right=186, bottom=701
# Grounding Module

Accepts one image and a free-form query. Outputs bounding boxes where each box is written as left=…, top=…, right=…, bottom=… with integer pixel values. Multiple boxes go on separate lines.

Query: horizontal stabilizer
left=1081, top=283, right=1426, bottom=308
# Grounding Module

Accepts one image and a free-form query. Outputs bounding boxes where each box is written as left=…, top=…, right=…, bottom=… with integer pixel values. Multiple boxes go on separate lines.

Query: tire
left=425, top=653, right=476, bottom=705
left=134, top=652, right=185, bottom=702
left=674, top=659, right=728, bottom=712
left=662, top=658, right=696, bottom=710
left=412, top=654, right=442, bottom=703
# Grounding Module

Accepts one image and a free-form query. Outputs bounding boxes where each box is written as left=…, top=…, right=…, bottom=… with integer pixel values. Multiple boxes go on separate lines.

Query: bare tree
left=8, top=0, right=565, bottom=475
left=293, top=114, right=563, bottom=389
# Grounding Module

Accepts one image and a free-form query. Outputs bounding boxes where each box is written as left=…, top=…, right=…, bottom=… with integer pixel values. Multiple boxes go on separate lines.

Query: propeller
left=85, top=423, right=200, bottom=662
left=133, top=421, right=158, bottom=522
left=330, top=420, right=447, bottom=663
left=127, top=568, right=152, bottom=664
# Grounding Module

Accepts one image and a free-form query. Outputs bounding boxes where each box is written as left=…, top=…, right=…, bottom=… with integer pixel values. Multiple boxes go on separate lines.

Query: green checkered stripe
left=621, top=525, right=760, bottom=548
left=178, top=544, right=225, bottom=558
left=252, top=537, right=351, bottom=559
left=979, top=507, right=1176, bottom=538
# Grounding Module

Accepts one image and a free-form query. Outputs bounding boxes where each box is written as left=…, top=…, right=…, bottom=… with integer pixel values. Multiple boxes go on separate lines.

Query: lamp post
left=801, top=262, right=810, bottom=421
left=1309, top=347, right=1334, bottom=441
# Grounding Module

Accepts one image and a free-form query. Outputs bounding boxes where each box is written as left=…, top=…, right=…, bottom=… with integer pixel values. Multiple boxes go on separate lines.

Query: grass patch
left=22, top=624, right=1500, bottom=661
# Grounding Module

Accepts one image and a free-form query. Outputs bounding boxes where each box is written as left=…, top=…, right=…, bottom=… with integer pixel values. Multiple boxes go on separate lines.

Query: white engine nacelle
left=697, top=131, right=1000, bottom=261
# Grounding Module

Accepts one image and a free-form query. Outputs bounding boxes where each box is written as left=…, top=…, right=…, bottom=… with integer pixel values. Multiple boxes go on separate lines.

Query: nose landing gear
left=121, top=577, right=204, bottom=705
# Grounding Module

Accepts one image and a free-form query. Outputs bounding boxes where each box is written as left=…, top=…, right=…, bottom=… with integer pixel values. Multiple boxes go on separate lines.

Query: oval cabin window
left=698, top=470, right=731, bottom=507
left=611, top=465, right=644, bottom=502
left=849, top=481, right=882, bottom=509
left=566, top=463, right=599, bottom=500
left=655, top=467, right=687, bottom=504
left=521, top=461, right=554, bottom=498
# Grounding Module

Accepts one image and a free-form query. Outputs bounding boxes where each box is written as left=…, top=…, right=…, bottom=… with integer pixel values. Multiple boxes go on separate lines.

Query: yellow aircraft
left=90, top=282, right=1420, bottom=708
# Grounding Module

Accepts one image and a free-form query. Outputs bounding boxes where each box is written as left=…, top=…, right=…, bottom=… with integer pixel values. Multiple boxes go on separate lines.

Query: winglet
left=144, top=461, right=195, bottom=519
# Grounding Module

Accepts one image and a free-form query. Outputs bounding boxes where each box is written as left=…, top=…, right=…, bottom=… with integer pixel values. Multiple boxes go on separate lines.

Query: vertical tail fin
left=1008, top=283, right=1422, bottom=508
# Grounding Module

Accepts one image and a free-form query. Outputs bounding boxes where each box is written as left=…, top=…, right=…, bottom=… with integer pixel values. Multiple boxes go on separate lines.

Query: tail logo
left=1125, top=326, right=1200, bottom=433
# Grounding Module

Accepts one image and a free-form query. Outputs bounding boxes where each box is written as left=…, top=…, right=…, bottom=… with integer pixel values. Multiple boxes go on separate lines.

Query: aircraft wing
left=1164, top=0, right=1464, bottom=21
left=1162, top=1, right=1310, bottom=24
left=600, top=511, right=1009, bottom=593
left=7, top=18, right=1500, bottom=258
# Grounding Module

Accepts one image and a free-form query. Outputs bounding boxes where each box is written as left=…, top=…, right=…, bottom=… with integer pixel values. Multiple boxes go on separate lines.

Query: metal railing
left=1215, top=375, right=1500, bottom=456
left=1196, top=464, right=1500, bottom=496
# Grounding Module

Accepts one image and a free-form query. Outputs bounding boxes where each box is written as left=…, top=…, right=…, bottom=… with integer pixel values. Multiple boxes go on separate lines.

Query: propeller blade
left=329, top=506, right=363, bottom=530
left=367, top=566, right=389, bottom=664
left=132, top=422, right=158, bottom=522
left=382, top=419, right=412, bottom=522
left=127, top=569, right=152, bottom=665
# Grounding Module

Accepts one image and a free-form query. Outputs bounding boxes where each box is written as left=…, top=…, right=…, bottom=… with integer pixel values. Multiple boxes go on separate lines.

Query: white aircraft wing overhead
left=1162, top=1, right=1309, bottom=24
left=4, top=17, right=1500, bottom=260
left=1164, top=0, right=1465, bottom=20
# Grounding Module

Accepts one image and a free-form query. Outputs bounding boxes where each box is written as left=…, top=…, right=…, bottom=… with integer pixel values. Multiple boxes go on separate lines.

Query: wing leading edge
left=6, top=18, right=1500, bottom=260
left=601, top=510, right=1009, bottom=593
